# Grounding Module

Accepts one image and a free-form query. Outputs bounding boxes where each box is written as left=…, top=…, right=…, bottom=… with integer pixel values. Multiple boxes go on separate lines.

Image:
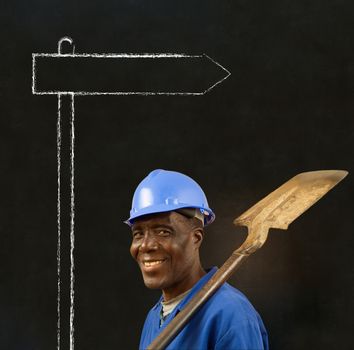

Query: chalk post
left=32, top=37, right=231, bottom=350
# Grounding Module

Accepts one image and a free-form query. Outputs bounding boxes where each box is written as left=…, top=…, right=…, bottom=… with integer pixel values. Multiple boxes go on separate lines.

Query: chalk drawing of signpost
left=32, top=37, right=230, bottom=350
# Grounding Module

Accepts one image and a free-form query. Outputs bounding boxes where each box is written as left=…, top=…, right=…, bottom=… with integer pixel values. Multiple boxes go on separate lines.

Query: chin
left=143, top=280, right=163, bottom=290
left=143, top=275, right=167, bottom=290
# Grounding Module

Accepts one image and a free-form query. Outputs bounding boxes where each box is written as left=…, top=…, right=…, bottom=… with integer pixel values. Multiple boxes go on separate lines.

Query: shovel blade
left=234, top=170, right=348, bottom=230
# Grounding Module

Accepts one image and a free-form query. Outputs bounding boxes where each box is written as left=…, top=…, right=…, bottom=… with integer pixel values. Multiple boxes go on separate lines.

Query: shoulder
left=205, top=282, right=261, bottom=323
left=139, top=300, right=162, bottom=348
left=144, top=299, right=161, bottom=321
left=209, top=283, right=268, bottom=349
left=183, top=283, right=268, bottom=349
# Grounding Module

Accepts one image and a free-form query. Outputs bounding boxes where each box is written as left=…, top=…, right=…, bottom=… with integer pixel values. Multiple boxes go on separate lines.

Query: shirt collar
left=152, top=266, right=218, bottom=312
left=175, top=266, right=218, bottom=312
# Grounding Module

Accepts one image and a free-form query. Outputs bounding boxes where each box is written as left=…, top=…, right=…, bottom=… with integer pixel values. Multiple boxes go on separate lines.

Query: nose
left=139, top=232, right=158, bottom=252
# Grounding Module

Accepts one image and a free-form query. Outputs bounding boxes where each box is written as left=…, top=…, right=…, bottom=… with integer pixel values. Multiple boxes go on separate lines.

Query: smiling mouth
left=143, top=260, right=165, bottom=267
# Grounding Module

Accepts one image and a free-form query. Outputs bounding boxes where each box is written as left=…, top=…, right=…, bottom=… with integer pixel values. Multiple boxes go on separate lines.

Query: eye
left=132, top=231, right=143, bottom=239
left=156, top=229, right=171, bottom=237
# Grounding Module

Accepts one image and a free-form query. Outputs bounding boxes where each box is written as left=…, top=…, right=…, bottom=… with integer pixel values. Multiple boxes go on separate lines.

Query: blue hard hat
left=125, top=169, right=215, bottom=226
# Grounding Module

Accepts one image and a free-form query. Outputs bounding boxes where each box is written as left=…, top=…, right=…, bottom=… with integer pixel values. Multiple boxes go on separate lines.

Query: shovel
left=147, top=170, right=348, bottom=350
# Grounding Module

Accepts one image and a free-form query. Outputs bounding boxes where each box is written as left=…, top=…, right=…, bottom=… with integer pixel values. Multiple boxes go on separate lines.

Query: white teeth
left=144, top=260, right=164, bottom=267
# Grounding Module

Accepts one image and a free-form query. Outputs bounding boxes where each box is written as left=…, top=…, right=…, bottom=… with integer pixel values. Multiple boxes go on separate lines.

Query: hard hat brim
left=124, top=203, right=215, bottom=227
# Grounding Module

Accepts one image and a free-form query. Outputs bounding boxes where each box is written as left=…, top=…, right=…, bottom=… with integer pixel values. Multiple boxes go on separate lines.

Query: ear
left=191, top=227, right=204, bottom=248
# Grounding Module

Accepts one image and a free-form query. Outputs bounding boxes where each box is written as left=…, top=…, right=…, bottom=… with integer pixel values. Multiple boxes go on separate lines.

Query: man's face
left=130, top=211, right=203, bottom=298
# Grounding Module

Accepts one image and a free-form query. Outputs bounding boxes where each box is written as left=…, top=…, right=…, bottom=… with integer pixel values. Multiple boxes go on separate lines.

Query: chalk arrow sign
left=32, top=45, right=230, bottom=96
left=32, top=37, right=230, bottom=350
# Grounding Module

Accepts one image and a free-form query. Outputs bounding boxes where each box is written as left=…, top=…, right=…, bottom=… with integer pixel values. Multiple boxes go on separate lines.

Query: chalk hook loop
left=58, top=37, right=75, bottom=55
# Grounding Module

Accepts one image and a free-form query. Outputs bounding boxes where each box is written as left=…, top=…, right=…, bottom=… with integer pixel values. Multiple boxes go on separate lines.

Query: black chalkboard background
left=1, top=1, right=354, bottom=349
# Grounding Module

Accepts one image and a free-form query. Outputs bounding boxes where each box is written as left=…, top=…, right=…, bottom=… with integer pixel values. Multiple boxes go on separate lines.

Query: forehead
left=131, top=211, right=187, bottom=230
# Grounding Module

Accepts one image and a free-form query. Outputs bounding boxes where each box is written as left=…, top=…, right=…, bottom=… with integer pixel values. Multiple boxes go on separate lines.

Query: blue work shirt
left=140, top=267, right=269, bottom=350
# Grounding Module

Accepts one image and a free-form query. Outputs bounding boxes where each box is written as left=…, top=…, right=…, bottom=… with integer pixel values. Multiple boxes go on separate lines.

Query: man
left=126, top=169, right=269, bottom=350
